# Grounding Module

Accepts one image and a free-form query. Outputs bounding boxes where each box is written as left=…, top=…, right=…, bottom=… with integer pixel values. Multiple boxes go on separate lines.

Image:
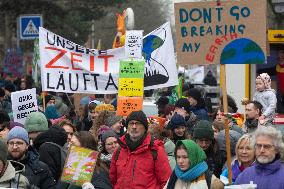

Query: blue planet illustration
left=220, top=38, right=265, bottom=64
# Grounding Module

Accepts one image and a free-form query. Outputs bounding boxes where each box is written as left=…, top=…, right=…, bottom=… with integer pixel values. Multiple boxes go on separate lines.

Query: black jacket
left=33, top=126, right=67, bottom=182
left=9, top=147, right=57, bottom=189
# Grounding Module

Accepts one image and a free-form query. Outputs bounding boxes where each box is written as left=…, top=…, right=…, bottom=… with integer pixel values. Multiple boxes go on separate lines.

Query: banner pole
left=42, top=92, right=46, bottom=112
left=220, top=64, right=232, bottom=184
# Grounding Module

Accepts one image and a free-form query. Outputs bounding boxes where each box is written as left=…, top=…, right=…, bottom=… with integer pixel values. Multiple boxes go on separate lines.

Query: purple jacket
left=235, top=159, right=284, bottom=189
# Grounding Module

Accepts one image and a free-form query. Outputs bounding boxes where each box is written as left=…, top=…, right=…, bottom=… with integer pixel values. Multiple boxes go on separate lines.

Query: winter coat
left=0, top=160, right=29, bottom=189
left=109, top=133, right=171, bottom=189
left=253, top=89, right=277, bottom=120
left=217, top=130, right=242, bottom=166
left=235, top=158, right=284, bottom=189
left=163, top=173, right=222, bottom=189
left=0, top=98, right=12, bottom=114
left=33, top=126, right=67, bottom=182
left=220, top=159, right=254, bottom=185
left=17, top=147, right=57, bottom=189
left=164, top=138, right=176, bottom=170
left=57, top=167, right=112, bottom=189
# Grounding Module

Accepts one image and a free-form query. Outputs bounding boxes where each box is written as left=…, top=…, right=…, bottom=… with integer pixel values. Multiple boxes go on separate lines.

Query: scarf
left=125, top=132, right=147, bottom=152
left=175, top=161, right=208, bottom=181
left=167, top=161, right=208, bottom=189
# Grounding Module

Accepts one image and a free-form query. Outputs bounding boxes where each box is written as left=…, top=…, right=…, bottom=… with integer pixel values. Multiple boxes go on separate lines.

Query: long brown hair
left=73, top=131, right=109, bottom=172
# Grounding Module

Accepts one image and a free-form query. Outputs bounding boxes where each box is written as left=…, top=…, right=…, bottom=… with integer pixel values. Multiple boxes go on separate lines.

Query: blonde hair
left=235, top=134, right=253, bottom=161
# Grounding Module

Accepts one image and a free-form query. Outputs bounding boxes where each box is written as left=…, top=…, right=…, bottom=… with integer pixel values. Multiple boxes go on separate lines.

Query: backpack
left=44, top=142, right=67, bottom=170
left=114, top=135, right=157, bottom=161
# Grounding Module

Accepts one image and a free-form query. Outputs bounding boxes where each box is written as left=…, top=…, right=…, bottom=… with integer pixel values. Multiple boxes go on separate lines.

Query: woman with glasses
left=220, top=134, right=255, bottom=185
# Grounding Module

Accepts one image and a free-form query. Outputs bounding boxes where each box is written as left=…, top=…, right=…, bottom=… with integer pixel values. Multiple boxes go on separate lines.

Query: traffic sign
left=19, top=15, right=42, bottom=40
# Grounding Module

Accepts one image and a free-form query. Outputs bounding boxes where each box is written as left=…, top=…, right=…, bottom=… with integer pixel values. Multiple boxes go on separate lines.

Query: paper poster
left=61, top=146, right=98, bottom=186
left=119, top=59, right=145, bottom=78
left=174, top=0, right=267, bottom=65
left=11, top=88, right=38, bottom=124
left=117, top=97, right=143, bottom=116
left=118, top=78, right=144, bottom=97
left=125, top=30, right=143, bottom=58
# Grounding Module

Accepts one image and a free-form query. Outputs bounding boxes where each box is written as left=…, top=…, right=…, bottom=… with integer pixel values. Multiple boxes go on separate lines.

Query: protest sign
left=39, top=22, right=178, bottom=94
left=61, top=146, right=98, bottom=186
left=119, top=59, right=145, bottom=78
left=118, top=78, right=144, bottom=97
left=125, top=30, right=143, bottom=58
left=11, top=88, right=38, bottom=124
left=3, top=48, right=24, bottom=78
left=117, top=97, right=143, bottom=116
left=174, top=0, right=267, bottom=65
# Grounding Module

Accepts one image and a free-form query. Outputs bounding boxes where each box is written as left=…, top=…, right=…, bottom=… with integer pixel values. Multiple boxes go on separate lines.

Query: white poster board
left=125, top=30, right=143, bottom=58
left=11, top=88, right=38, bottom=124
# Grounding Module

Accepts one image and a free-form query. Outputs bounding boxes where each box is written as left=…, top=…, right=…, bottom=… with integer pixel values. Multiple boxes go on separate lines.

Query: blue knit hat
left=7, top=126, right=29, bottom=144
left=167, top=113, right=186, bottom=130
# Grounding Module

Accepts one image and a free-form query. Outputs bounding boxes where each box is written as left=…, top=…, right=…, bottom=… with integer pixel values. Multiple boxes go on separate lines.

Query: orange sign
left=116, top=96, right=143, bottom=116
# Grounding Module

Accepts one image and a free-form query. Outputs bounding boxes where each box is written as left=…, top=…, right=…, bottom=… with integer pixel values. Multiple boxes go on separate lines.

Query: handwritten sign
left=174, top=0, right=267, bottom=65
left=11, top=88, right=38, bottom=124
left=125, top=30, right=143, bottom=58
left=119, top=59, right=145, bottom=78
left=61, top=146, right=98, bottom=186
left=118, top=78, right=144, bottom=97
left=117, top=97, right=143, bottom=116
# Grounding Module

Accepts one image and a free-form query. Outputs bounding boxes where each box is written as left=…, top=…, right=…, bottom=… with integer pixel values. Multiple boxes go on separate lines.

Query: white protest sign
left=39, top=22, right=178, bottom=94
left=11, top=88, right=38, bottom=124
left=125, top=30, right=143, bottom=58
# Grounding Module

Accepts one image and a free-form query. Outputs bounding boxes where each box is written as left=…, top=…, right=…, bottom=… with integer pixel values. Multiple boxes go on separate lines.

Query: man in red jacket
left=110, top=110, right=171, bottom=189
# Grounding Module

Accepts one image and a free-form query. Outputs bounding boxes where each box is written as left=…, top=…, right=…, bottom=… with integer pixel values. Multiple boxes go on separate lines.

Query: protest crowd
left=1, top=1, right=284, bottom=189
left=0, top=68, right=284, bottom=189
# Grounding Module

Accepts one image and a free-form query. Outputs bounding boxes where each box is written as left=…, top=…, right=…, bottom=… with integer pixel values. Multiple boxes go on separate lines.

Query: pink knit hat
left=256, top=73, right=271, bottom=89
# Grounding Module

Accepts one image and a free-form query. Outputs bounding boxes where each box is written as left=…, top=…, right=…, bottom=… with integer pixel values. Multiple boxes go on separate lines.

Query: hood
left=164, top=138, right=175, bottom=156
left=0, top=160, right=25, bottom=182
left=33, top=126, right=67, bottom=150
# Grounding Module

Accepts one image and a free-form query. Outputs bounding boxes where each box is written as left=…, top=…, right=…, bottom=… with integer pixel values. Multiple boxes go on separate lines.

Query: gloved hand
left=82, top=182, right=95, bottom=189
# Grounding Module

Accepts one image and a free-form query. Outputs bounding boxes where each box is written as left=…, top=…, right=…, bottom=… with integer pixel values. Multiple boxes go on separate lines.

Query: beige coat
left=0, top=160, right=29, bottom=189
left=163, top=174, right=224, bottom=189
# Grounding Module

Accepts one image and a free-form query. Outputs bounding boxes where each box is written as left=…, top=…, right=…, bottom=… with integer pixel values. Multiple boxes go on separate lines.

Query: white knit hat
left=256, top=73, right=271, bottom=89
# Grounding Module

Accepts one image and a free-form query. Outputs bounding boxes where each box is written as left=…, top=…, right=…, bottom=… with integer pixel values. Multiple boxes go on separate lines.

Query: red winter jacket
left=109, top=133, right=171, bottom=189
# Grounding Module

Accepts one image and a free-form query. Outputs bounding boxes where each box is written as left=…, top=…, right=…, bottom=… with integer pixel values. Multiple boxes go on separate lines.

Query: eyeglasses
left=0, top=127, right=5, bottom=132
left=106, top=141, right=118, bottom=146
left=128, top=121, right=143, bottom=127
left=255, top=143, right=274, bottom=151
left=8, top=141, right=25, bottom=147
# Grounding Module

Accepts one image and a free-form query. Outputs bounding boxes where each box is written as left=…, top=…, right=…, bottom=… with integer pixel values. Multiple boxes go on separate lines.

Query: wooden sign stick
left=220, top=64, right=232, bottom=184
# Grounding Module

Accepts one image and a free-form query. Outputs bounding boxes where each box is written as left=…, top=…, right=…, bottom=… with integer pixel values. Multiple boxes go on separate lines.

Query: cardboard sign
left=174, top=0, right=267, bottom=65
left=11, top=88, right=38, bottom=124
left=39, top=23, right=178, bottom=94
left=125, top=30, right=143, bottom=58
left=119, top=59, right=145, bottom=78
left=117, top=97, right=143, bottom=116
left=118, top=78, right=144, bottom=97
left=61, top=146, right=98, bottom=186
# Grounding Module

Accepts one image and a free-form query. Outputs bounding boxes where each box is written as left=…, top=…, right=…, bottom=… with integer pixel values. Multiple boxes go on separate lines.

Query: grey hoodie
left=253, top=89, right=277, bottom=120
left=0, top=160, right=29, bottom=188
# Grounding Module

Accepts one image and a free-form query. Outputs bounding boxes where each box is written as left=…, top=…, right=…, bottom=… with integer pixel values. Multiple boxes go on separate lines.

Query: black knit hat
left=188, top=88, right=202, bottom=101
left=166, top=113, right=186, bottom=130
left=175, top=98, right=191, bottom=114
left=0, top=139, right=8, bottom=164
left=126, top=111, right=148, bottom=130
left=4, top=83, right=15, bottom=93
left=193, top=120, right=214, bottom=140
left=155, top=97, right=169, bottom=106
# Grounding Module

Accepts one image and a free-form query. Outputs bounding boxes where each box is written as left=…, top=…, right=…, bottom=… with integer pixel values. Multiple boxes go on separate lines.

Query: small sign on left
left=19, top=15, right=43, bottom=40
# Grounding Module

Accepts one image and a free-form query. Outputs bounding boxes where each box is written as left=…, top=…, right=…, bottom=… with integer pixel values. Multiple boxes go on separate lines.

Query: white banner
left=11, top=88, right=38, bottom=124
left=39, top=22, right=178, bottom=94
